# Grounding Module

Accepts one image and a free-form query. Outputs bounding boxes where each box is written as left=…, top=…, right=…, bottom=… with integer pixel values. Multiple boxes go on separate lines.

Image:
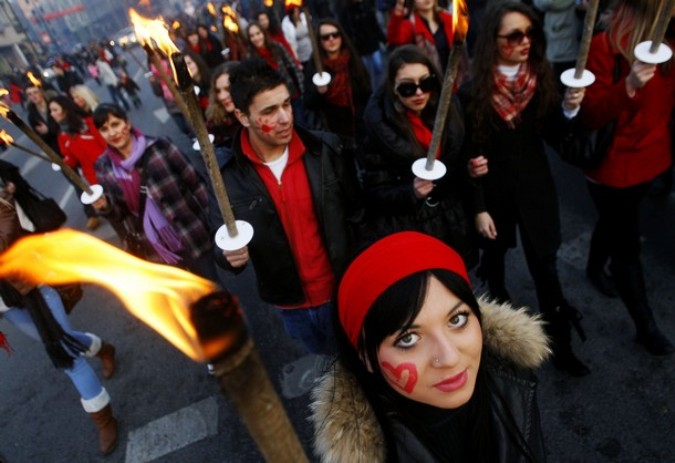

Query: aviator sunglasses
left=497, top=27, right=537, bottom=46
left=395, top=75, right=438, bottom=98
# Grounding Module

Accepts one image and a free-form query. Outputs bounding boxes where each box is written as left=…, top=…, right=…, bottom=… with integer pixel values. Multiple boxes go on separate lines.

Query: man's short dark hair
left=93, top=103, right=128, bottom=129
left=229, top=59, right=287, bottom=115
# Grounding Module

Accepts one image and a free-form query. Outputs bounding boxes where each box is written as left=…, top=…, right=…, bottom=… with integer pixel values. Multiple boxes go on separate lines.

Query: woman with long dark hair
left=312, top=231, right=548, bottom=462
left=581, top=0, right=674, bottom=355
left=459, top=1, right=589, bottom=375
left=49, top=95, right=107, bottom=231
left=304, top=19, right=372, bottom=140
left=245, top=22, right=306, bottom=126
left=183, top=49, right=212, bottom=113
left=362, top=45, right=475, bottom=267
left=205, top=62, right=242, bottom=149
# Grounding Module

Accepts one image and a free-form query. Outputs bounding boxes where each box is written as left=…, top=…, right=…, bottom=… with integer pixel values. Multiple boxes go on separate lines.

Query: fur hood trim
left=310, top=297, right=550, bottom=463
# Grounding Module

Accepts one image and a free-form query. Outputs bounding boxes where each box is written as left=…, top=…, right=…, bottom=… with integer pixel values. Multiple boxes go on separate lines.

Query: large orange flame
left=221, top=5, right=239, bottom=33
left=452, top=0, right=469, bottom=44
left=0, top=229, right=218, bottom=361
left=129, top=8, right=179, bottom=57
left=0, top=130, right=14, bottom=145
left=26, top=71, right=42, bottom=87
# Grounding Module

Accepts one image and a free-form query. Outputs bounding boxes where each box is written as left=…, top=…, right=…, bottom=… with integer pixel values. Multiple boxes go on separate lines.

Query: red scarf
left=491, top=64, right=537, bottom=128
left=323, top=50, right=352, bottom=108
left=405, top=110, right=439, bottom=159
left=255, top=47, right=279, bottom=70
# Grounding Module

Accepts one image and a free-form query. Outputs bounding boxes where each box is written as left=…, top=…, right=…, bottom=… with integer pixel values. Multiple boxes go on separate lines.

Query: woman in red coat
left=387, top=0, right=455, bottom=72
left=49, top=95, right=107, bottom=230
left=581, top=0, right=674, bottom=355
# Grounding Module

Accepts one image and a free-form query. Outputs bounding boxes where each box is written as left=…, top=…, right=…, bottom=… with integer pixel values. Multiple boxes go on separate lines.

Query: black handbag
left=20, top=187, right=67, bottom=232
left=558, top=55, right=622, bottom=170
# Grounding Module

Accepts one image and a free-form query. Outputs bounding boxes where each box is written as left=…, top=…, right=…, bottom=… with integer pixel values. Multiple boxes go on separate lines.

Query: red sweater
left=241, top=130, right=335, bottom=308
left=582, top=33, right=675, bottom=187
left=58, top=117, right=108, bottom=184
left=387, top=10, right=454, bottom=50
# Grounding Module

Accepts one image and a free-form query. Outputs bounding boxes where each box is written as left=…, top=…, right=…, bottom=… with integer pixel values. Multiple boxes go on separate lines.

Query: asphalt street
left=0, top=47, right=674, bottom=463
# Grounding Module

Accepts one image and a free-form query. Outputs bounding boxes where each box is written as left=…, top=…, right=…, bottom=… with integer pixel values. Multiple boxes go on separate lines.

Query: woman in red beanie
left=311, top=231, right=549, bottom=462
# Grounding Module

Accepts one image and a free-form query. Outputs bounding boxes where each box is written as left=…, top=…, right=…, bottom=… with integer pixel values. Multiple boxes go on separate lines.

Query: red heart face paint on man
left=381, top=361, right=418, bottom=394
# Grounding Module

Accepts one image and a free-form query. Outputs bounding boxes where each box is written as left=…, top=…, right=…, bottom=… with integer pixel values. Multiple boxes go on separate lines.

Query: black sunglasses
left=395, top=75, right=438, bottom=98
left=320, top=31, right=341, bottom=41
left=497, top=27, right=537, bottom=46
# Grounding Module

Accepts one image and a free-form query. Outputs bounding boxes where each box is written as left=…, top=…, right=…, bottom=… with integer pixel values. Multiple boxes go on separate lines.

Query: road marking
left=20, top=155, right=42, bottom=178
left=125, top=396, right=219, bottom=463
left=59, top=184, right=75, bottom=209
left=153, top=107, right=171, bottom=123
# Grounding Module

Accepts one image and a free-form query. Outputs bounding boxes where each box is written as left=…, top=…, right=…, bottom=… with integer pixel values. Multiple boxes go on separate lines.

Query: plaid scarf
left=491, top=64, right=537, bottom=128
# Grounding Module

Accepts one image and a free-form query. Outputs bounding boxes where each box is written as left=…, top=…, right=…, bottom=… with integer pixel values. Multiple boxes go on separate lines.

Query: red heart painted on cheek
left=381, top=361, right=418, bottom=394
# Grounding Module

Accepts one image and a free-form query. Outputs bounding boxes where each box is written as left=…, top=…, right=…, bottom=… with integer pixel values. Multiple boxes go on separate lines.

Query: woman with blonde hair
left=581, top=0, right=674, bottom=355
left=70, top=85, right=100, bottom=116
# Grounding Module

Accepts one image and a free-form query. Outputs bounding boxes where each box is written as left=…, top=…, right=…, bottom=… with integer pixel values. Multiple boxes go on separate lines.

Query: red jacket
left=582, top=32, right=675, bottom=188
left=387, top=10, right=454, bottom=70
left=58, top=117, right=108, bottom=184
left=240, top=130, right=335, bottom=308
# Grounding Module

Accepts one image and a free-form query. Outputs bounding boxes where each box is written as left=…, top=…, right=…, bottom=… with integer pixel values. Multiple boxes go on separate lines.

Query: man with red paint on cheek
left=210, top=60, right=364, bottom=355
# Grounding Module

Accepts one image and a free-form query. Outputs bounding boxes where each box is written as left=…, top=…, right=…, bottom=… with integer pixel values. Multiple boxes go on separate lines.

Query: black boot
left=543, top=303, right=591, bottom=376
left=612, top=263, right=674, bottom=355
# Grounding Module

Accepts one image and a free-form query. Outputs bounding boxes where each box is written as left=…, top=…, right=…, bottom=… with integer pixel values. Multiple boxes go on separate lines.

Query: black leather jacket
left=211, top=127, right=364, bottom=305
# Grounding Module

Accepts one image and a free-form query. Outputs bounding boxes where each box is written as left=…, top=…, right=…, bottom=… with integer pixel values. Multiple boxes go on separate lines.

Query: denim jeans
left=361, top=50, right=384, bottom=90
left=3, top=286, right=103, bottom=400
left=277, top=302, right=337, bottom=355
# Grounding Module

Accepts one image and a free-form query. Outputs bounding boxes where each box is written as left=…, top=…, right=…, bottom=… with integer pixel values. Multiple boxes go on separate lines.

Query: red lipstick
left=433, top=370, right=468, bottom=392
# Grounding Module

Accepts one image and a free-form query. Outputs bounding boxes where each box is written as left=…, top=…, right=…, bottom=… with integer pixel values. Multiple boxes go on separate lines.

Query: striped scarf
left=491, top=64, right=537, bottom=129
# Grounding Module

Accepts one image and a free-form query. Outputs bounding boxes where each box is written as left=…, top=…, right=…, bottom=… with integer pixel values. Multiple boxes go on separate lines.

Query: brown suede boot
left=89, top=404, right=118, bottom=455
left=97, top=342, right=116, bottom=379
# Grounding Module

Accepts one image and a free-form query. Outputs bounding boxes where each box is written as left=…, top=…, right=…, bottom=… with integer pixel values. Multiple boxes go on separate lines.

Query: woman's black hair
left=315, top=19, right=371, bottom=95
left=468, top=0, right=558, bottom=147
left=334, top=267, right=535, bottom=462
left=245, top=21, right=285, bottom=66
left=92, top=103, right=128, bottom=129
left=183, top=49, right=212, bottom=87
left=48, top=95, right=88, bottom=134
left=383, top=45, right=444, bottom=159
left=256, top=10, right=283, bottom=36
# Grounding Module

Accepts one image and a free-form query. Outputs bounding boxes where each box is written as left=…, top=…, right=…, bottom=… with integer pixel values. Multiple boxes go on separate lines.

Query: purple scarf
left=108, top=131, right=184, bottom=264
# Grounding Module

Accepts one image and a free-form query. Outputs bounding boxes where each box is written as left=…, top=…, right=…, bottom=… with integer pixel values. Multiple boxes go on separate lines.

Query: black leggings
left=481, top=219, right=564, bottom=312
left=586, top=180, right=650, bottom=269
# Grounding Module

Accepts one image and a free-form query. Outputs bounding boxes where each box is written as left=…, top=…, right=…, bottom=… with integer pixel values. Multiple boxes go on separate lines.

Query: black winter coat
left=211, top=127, right=364, bottom=306
left=26, top=103, right=61, bottom=155
left=339, top=1, right=386, bottom=56
left=362, top=87, right=476, bottom=267
left=459, top=81, right=574, bottom=258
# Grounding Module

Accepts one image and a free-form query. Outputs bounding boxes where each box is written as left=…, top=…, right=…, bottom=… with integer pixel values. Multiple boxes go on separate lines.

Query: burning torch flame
left=221, top=5, right=240, bottom=33
left=0, top=88, right=8, bottom=98
left=0, top=130, right=14, bottom=145
left=26, top=71, right=42, bottom=87
left=0, top=99, right=11, bottom=119
left=171, top=20, right=181, bottom=30
left=207, top=2, right=217, bottom=16
left=452, top=0, right=469, bottom=43
left=284, top=0, right=302, bottom=8
left=0, top=230, right=220, bottom=361
left=129, top=8, right=179, bottom=58
left=264, top=0, right=274, bottom=7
